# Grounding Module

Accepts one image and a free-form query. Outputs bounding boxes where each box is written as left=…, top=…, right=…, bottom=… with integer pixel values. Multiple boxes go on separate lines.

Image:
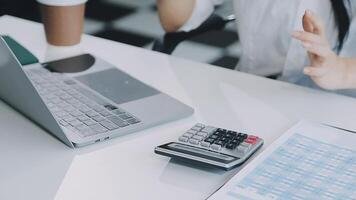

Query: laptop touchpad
left=75, top=68, right=159, bottom=105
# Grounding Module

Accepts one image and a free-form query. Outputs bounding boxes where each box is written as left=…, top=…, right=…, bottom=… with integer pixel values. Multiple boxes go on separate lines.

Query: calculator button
left=214, top=140, right=225, bottom=146
left=189, top=139, right=200, bottom=145
left=217, top=128, right=227, bottom=133
left=231, top=139, right=239, bottom=144
left=237, top=137, right=245, bottom=142
left=227, top=130, right=237, bottom=135
left=237, top=146, right=249, bottom=154
left=178, top=136, right=189, bottom=143
left=246, top=137, right=258, bottom=145
left=248, top=135, right=259, bottom=140
left=187, top=130, right=197, bottom=135
left=200, top=141, right=211, bottom=148
left=240, top=133, right=248, bottom=139
left=195, top=123, right=205, bottom=128
left=192, top=135, right=204, bottom=141
left=240, top=142, right=253, bottom=149
left=191, top=126, right=203, bottom=132
left=211, top=144, right=222, bottom=151
left=196, top=132, right=208, bottom=137
left=204, top=138, right=215, bottom=144
left=231, top=141, right=241, bottom=147
left=225, top=133, right=236, bottom=139
left=209, top=135, right=219, bottom=140
left=245, top=140, right=257, bottom=145
left=226, top=143, right=237, bottom=150
left=201, top=126, right=216, bottom=134
left=212, top=131, right=222, bottom=137
left=183, top=133, right=194, bottom=138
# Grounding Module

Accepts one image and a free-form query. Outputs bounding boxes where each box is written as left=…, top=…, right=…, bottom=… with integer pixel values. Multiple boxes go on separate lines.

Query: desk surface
left=1, top=15, right=356, bottom=200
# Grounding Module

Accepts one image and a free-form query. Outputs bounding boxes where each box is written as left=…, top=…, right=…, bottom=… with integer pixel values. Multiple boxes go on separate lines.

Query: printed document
left=209, top=121, right=356, bottom=200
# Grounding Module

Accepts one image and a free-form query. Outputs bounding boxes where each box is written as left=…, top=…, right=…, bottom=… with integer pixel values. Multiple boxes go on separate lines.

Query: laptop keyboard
left=25, top=68, right=141, bottom=138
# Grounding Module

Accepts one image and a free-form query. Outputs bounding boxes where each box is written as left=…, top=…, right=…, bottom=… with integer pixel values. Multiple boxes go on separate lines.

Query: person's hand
left=292, top=10, right=349, bottom=90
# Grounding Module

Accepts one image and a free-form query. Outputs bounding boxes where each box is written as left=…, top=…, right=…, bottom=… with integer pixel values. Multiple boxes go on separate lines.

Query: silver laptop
left=0, top=37, right=194, bottom=148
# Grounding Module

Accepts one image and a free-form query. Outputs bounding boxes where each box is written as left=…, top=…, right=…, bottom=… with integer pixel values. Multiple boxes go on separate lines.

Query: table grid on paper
left=229, top=133, right=356, bottom=200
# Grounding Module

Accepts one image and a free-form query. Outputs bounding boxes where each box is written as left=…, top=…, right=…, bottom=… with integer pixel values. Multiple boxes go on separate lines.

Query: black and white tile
left=1, top=0, right=240, bottom=69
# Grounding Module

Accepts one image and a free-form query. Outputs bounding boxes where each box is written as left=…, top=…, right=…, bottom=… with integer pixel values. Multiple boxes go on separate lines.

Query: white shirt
left=37, top=0, right=87, bottom=6
left=181, top=0, right=356, bottom=94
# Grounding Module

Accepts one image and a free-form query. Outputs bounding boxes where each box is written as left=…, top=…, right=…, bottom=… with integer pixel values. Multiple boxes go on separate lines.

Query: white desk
left=1, top=15, right=356, bottom=200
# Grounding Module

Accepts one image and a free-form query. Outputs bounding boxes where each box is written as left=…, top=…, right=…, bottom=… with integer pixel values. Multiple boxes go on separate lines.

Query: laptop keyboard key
left=100, top=120, right=119, bottom=130
left=83, top=120, right=97, bottom=126
left=104, top=104, right=118, bottom=111
left=76, top=124, right=88, bottom=131
left=127, top=118, right=141, bottom=125
left=55, top=111, right=68, bottom=118
left=85, top=110, right=99, bottom=118
left=99, top=110, right=112, bottom=117
left=69, top=120, right=84, bottom=127
left=64, top=106, right=75, bottom=112
left=92, top=115, right=106, bottom=122
left=79, top=128, right=96, bottom=137
left=112, top=109, right=125, bottom=115
left=59, top=120, right=70, bottom=127
left=90, top=124, right=108, bottom=134
left=51, top=98, right=62, bottom=104
left=77, top=115, right=90, bottom=121
left=108, top=115, right=130, bottom=127
left=118, top=113, right=133, bottom=120
left=78, top=105, right=91, bottom=113
left=93, top=106, right=105, bottom=112
left=70, top=110, right=83, bottom=117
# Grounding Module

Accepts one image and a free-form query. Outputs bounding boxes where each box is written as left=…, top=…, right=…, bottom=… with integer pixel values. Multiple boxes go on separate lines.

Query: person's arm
left=156, top=0, right=196, bottom=32
left=157, top=0, right=223, bottom=33
left=292, top=10, right=356, bottom=90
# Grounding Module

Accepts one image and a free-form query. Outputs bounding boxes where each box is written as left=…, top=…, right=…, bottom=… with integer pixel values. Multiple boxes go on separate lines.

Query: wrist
left=342, top=58, right=356, bottom=89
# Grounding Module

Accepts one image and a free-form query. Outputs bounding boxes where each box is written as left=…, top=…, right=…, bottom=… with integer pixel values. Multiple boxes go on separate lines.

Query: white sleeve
left=179, top=0, right=224, bottom=32
left=37, top=0, right=87, bottom=6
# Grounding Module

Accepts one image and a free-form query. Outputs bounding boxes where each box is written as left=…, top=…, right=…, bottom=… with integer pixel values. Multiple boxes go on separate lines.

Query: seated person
left=157, top=0, right=356, bottom=93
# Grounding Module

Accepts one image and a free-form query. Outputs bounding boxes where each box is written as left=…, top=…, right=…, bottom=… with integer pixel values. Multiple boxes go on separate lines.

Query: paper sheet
left=208, top=121, right=356, bottom=200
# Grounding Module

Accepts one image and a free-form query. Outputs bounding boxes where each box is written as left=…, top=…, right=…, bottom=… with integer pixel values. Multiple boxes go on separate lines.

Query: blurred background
left=0, top=0, right=240, bottom=70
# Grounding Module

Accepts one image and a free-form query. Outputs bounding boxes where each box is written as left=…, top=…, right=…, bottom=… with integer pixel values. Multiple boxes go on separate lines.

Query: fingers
left=301, top=42, right=332, bottom=58
left=304, top=66, right=327, bottom=77
left=303, top=11, right=314, bottom=33
left=303, top=10, right=326, bottom=36
left=292, top=30, right=332, bottom=58
left=292, top=31, right=325, bottom=45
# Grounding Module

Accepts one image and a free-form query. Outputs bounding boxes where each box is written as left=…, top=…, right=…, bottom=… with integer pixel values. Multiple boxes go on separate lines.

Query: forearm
left=156, top=0, right=195, bottom=32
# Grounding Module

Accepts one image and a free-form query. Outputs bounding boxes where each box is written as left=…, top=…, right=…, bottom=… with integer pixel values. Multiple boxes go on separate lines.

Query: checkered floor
left=1, top=0, right=240, bottom=69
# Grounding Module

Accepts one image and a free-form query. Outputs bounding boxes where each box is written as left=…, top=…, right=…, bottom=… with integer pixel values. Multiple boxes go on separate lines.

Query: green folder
left=2, top=35, right=39, bottom=65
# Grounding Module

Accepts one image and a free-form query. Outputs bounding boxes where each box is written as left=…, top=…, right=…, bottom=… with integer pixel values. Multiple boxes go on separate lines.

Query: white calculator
left=155, top=123, right=264, bottom=170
